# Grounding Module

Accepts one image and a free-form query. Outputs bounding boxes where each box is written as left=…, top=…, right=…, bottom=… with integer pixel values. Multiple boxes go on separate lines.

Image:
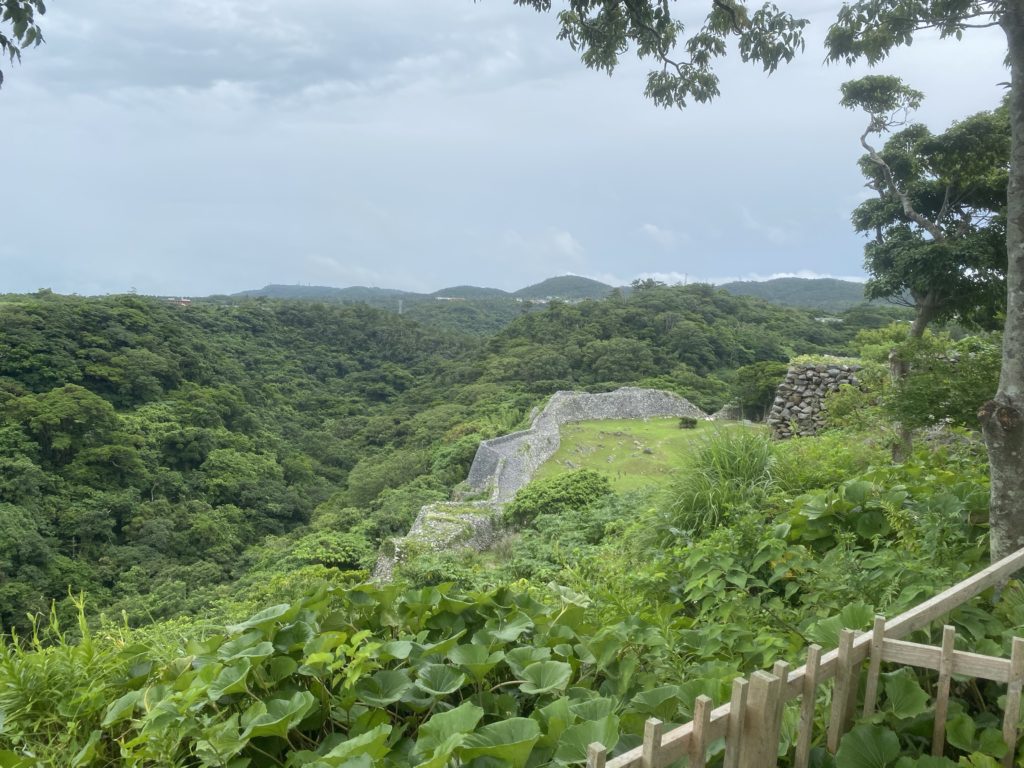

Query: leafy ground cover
left=532, top=418, right=712, bottom=492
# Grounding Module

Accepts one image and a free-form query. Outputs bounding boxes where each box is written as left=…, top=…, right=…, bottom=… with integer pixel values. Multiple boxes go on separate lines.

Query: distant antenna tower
left=398, top=299, right=403, bottom=315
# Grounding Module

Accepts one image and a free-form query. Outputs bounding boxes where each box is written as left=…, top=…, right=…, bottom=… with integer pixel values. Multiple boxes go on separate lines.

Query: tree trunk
left=985, top=6, right=1024, bottom=562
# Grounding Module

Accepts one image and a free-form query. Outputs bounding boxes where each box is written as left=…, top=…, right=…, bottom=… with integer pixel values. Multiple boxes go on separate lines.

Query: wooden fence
left=586, top=547, right=1024, bottom=768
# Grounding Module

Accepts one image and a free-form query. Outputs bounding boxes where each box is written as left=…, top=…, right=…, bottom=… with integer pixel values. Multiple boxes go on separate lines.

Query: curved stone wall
left=372, top=387, right=706, bottom=580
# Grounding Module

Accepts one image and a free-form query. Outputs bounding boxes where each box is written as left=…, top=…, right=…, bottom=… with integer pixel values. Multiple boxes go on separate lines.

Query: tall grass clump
left=665, top=426, right=776, bottom=536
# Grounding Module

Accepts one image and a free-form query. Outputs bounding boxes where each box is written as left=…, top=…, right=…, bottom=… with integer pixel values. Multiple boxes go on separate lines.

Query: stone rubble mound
left=767, top=363, right=860, bottom=438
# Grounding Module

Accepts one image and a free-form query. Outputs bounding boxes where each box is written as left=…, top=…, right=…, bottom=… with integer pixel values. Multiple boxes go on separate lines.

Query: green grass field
left=533, top=417, right=711, bottom=492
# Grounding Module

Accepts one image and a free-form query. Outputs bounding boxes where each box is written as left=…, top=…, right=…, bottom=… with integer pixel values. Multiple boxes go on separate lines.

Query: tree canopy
left=0, top=0, right=45, bottom=87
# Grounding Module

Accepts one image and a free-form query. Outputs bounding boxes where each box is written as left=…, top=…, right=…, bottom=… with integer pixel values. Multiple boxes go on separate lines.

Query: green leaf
left=506, top=646, right=552, bottom=677
left=835, top=724, right=899, bottom=768
left=415, top=701, right=484, bottom=757
left=241, top=691, right=316, bottom=738
left=946, top=713, right=976, bottom=752
left=196, top=714, right=247, bottom=763
left=628, top=686, right=681, bottom=720
left=70, top=730, right=102, bottom=768
left=0, top=751, right=34, bottom=768
left=893, top=757, right=957, bottom=768
left=520, top=661, right=572, bottom=695
left=355, top=669, right=412, bottom=707
left=553, top=715, right=620, bottom=764
left=209, top=658, right=253, bottom=699
left=320, top=724, right=392, bottom=764
left=218, top=631, right=275, bottom=662
left=570, top=698, right=616, bottom=721
left=461, top=717, right=541, bottom=768
left=414, top=733, right=467, bottom=768
left=379, top=640, right=414, bottom=661
left=227, top=603, right=292, bottom=634
left=101, top=690, right=142, bottom=727
left=415, top=663, right=467, bottom=696
left=449, top=645, right=504, bottom=681
left=880, top=669, right=929, bottom=719
left=488, top=612, right=535, bottom=643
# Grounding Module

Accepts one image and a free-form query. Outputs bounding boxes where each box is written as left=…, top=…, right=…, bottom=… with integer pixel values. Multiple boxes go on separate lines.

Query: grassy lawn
left=533, top=417, right=712, bottom=492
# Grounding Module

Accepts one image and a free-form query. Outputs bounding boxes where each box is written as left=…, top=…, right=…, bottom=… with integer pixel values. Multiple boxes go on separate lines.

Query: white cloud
left=640, top=223, right=687, bottom=248
left=551, top=230, right=583, bottom=258
left=707, top=270, right=868, bottom=284
left=740, top=207, right=795, bottom=247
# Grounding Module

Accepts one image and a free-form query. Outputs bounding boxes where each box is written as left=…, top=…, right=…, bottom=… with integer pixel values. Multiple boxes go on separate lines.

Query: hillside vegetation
left=0, top=288, right=1012, bottom=767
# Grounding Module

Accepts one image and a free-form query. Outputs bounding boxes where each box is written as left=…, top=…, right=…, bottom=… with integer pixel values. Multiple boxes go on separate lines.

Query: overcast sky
left=0, top=1, right=1008, bottom=296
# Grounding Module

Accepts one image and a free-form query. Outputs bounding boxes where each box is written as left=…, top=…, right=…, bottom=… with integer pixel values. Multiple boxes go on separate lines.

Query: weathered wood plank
left=740, top=671, right=782, bottom=768
left=828, top=629, right=859, bottom=754
left=932, top=625, right=956, bottom=757
left=642, top=718, right=663, bottom=768
left=794, top=645, right=821, bottom=768
left=880, top=638, right=1012, bottom=681
left=724, top=677, right=749, bottom=768
left=1002, top=637, right=1024, bottom=768
left=587, top=743, right=608, bottom=768
left=863, top=616, right=886, bottom=717
left=691, top=694, right=713, bottom=768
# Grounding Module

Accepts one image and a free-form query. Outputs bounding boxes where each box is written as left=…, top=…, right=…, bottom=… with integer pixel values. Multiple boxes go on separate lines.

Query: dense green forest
left=0, top=286, right=1008, bottom=767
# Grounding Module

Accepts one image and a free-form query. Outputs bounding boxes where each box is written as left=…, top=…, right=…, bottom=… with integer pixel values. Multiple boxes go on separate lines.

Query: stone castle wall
left=767, top=363, right=860, bottom=438
left=372, top=387, right=706, bottom=579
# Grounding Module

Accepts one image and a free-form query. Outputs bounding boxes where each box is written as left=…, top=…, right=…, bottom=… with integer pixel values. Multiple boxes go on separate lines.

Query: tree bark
left=986, top=4, right=1024, bottom=562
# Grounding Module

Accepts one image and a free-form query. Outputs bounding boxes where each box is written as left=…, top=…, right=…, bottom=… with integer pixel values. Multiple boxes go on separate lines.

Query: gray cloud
left=1, top=2, right=1009, bottom=295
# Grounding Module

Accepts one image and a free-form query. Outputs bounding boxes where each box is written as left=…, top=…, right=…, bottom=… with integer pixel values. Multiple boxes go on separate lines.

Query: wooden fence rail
left=585, top=546, right=1024, bottom=768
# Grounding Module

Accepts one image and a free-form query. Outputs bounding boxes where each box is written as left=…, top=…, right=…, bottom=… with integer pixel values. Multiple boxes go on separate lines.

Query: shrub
left=678, top=416, right=699, bottom=429
left=504, top=469, right=613, bottom=529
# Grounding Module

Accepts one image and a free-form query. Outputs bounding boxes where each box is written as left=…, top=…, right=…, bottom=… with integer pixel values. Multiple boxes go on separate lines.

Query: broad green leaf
left=196, top=714, right=247, bottom=763
left=553, top=715, right=620, bottom=764
left=449, top=644, right=504, bottom=681
left=844, top=480, right=874, bottom=505
left=320, top=723, right=392, bottom=763
left=209, top=658, right=253, bottom=700
left=415, top=701, right=485, bottom=756
left=228, top=603, right=292, bottom=634
left=414, top=733, right=467, bottom=768
left=880, top=669, right=929, bottom=720
left=628, top=686, right=681, bottom=720
left=521, top=661, right=572, bottom=695
left=102, top=690, right=142, bottom=727
left=415, top=664, right=467, bottom=696
left=946, top=713, right=976, bottom=753
left=569, top=698, right=616, bottom=722
left=413, top=630, right=467, bottom=660
left=0, top=751, right=34, bottom=768
left=218, top=631, right=275, bottom=662
left=488, top=612, right=535, bottom=643
left=379, top=640, right=414, bottom=661
left=835, top=724, right=899, bottom=768
left=894, top=757, right=957, bottom=768
left=506, top=646, right=551, bottom=677
left=355, top=669, right=413, bottom=707
left=70, top=730, right=102, bottom=768
left=855, top=510, right=890, bottom=539
left=266, top=656, right=299, bottom=685
left=241, top=691, right=316, bottom=738
left=461, top=717, right=541, bottom=768
left=534, top=697, right=573, bottom=748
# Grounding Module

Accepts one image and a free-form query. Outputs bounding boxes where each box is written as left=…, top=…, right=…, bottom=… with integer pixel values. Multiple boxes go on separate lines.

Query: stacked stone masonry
left=372, top=387, right=705, bottom=580
left=767, top=363, right=860, bottom=439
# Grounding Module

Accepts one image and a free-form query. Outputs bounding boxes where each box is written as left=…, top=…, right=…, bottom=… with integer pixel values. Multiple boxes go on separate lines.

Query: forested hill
left=717, top=277, right=868, bottom=310
left=1, top=286, right=877, bottom=629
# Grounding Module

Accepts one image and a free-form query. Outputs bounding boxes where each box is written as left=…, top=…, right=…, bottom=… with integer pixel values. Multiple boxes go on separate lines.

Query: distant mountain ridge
left=231, top=275, right=870, bottom=312
left=716, top=277, right=868, bottom=311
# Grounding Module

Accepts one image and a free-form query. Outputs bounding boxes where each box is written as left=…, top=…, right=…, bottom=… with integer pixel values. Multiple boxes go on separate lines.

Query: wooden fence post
left=587, top=742, right=607, bottom=768
left=724, top=676, right=749, bottom=768
left=739, top=671, right=782, bottom=768
left=827, top=629, right=859, bottom=753
left=642, top=718, right=663, bottom=768
left=932, top=625, right=956, bottom=757
left=691, top=694, right=713, bottom=768
left=863, top=616, right=886, bottom=717
left=1002, top=637, right=1024, bottom=768
left=795, top=644, right=822, bottom=768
